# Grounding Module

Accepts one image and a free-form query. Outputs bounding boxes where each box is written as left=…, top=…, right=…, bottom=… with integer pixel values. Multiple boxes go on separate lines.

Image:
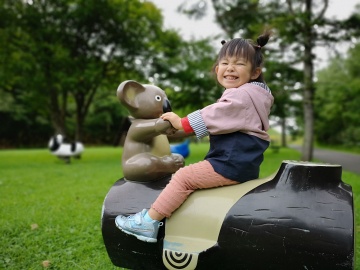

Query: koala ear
left=117, top=80, right=145, bottom=110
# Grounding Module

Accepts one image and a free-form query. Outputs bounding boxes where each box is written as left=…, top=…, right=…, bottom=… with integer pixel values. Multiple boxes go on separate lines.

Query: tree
left=179, top=0, right=262, bottom=39
left=178, top=0, right=303, bottom=148
left=273, top=0, right=328, bottom=160
left=265, top=60, right=303, bottom=147
left=0, top=0, right=226, bottom=147
left=150, top=37, right=221, bottom=114
left=179, top=0, right=360, bottom=160
left=315, top=43, right=360, bottom=146
left=0, top=0, right=171, bottom=141
left=0, top=1, right=55, bottom=146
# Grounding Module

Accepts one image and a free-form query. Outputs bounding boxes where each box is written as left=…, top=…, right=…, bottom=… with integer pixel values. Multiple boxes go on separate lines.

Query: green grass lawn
left=0, top=145, right=358, bottom=269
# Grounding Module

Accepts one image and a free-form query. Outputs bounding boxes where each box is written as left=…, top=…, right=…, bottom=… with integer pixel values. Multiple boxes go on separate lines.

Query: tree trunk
left=49, top=86, right=67, bottom=137
left=301, top=0, right=315, bottom=161
left=75, top=93, right=85, bottom=142
left=280, top=117, right=287, bottom=147
left=75, top=112, right=83, bottom=142
left=51, top=112, right=66, bottom=136
left=302, top=84, right=314, bottom=161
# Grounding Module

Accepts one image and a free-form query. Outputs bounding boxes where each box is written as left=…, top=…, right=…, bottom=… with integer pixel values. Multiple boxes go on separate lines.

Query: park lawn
left=0, top=144, right=358, bottom=269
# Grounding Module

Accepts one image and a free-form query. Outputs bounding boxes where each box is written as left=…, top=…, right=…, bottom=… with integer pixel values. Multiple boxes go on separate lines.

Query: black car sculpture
left=101, top=81, right=355, bottom=270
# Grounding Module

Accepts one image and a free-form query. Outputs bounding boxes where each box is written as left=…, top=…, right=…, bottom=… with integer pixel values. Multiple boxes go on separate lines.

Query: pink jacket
left=200, top=83, right=274, bottom=141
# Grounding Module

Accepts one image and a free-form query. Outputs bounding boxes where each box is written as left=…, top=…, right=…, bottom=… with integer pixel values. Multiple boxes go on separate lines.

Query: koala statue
left=117, top=80, right=185, bottom=182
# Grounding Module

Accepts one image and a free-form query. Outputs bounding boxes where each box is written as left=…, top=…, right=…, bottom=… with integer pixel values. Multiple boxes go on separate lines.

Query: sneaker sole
left=115, top=219, right=157, bottom=243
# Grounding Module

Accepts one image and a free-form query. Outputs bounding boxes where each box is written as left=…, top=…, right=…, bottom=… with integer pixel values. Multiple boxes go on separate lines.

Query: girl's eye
left=155, top=95, right=162, bottom=102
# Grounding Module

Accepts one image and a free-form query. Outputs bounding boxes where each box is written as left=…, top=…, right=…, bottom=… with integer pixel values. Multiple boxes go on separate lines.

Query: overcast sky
left=150, top=0, right=360, bottom=67
left=150, top=0, right=359, bottom=41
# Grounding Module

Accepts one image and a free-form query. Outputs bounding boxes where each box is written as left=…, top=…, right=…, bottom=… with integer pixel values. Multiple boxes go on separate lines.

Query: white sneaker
left=115, top=209, right=163, bottom=243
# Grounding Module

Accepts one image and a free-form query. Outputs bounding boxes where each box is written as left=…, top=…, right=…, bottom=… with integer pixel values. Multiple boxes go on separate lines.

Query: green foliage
left=1, top=145, right=358, bottom=269
left=315, top=44, right=360, bottom=146
left=2, top=0, right=360, bottom=153
left=0, top=0, right=225, bottom=147
left=265, top=60, right=303, bottom=137
left=0, top=0, right=181, bottom=145
left=156, top=39, right=221, bottom=115
left=188, top=0, right=360, bottom=159
left=212, top=0, right=263, bottom=39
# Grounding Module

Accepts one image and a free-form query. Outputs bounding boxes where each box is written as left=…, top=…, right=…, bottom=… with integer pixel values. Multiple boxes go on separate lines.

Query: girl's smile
left=224, top=75, right=238, bottom=80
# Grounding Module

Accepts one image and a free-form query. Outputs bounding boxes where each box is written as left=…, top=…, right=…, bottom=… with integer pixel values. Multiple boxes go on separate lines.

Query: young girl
left=115, top=30, right=274, bottom=243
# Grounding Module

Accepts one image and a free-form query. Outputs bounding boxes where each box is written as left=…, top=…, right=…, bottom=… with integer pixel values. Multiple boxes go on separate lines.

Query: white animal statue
left=48, top=134, right=84, bottom=163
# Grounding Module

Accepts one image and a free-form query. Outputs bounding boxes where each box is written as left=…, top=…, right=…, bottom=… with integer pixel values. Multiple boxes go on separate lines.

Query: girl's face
left=215, top=56, right=261, bottom=89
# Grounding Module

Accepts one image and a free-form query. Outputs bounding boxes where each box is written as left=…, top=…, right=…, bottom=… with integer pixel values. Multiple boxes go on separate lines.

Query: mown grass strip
left=0, top=145, right=358, bottom=269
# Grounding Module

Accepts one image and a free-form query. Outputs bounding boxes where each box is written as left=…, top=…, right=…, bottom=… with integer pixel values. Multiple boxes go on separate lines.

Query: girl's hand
left=161, top=112, right=183, bottom=130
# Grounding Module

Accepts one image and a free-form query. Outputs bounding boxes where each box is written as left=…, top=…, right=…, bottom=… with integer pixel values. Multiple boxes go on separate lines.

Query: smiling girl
left=115, top=29, right=274, bottom=243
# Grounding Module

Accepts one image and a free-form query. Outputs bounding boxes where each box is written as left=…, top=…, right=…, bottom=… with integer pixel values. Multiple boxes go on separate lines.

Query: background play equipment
left=116, top=80, right=185, bottom=182
left=170, top=139, right=190, bottom=158
left=48, top=134, right=84, bottom=163
left=101, top=160, right=355, bottom=270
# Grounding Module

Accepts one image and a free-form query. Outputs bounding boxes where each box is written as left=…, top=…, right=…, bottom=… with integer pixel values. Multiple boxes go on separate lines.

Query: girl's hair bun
left=256, top=29, right=273, bottom=48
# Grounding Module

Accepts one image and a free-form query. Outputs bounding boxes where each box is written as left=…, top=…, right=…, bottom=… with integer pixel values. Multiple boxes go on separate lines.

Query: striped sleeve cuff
left=188, top=110, right=209, bottom=139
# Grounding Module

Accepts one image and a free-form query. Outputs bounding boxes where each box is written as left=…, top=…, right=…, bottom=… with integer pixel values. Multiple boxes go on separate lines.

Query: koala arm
left=155, top=119, right=178, bottom=135
left=129, top=118, right=176, bottom=141
left=167, top=130, right=195, bottom=139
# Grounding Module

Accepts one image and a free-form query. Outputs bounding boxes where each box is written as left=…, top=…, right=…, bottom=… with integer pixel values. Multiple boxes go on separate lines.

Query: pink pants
left=151, top=160, right=238, bottom=218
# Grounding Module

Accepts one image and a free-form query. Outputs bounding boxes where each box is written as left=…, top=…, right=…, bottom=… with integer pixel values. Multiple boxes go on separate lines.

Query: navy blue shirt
left=205, top=132, right=269, bottom=182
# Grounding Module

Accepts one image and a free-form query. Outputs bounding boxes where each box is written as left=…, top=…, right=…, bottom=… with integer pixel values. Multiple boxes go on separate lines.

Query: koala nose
left=163, top=99, right=172, bottom=113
